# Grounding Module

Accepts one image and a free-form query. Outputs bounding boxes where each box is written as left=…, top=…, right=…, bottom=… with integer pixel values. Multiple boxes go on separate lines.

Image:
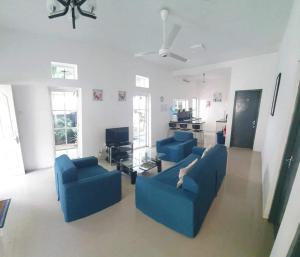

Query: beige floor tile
left=0, top=147, right=274, bottom=257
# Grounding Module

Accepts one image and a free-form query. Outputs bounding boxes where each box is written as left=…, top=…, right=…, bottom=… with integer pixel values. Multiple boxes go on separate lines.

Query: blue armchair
left=54, top=155, right=121, bottom=222
left=156, top=131, right=197, bottom=162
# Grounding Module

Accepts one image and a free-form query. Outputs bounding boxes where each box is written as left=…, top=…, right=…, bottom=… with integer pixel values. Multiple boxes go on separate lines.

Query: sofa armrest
left=135, top=176, right=199, bottom=237
left=60, top=170, right=121, bottom=221
left=72, top=156, right=98, bottom=168
left=192, top=147, right=205, bottom=156
left=156, top=137, right=174, bottom=152
left=64, top=170, right=121, bottom=195
left=181, top=139, right=197, bottom=156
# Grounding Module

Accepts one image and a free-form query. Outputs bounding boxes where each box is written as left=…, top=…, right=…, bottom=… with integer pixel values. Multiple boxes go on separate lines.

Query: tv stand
left=106, top=142, right=133, bottom=165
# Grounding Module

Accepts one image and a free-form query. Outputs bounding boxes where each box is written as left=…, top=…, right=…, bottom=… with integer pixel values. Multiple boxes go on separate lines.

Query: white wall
left=262, top=0, right=300, bottom=256
left=225, top=54, right=278, bottom=152
left=0, top=29, right=199, bottom=171
left=198, top=76, right=231, bottom=132
left=173, top=53, right=278, bottom=152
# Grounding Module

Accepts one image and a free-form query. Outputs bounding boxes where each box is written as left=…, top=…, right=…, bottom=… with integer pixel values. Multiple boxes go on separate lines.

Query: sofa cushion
left=182, top=145, right=223, bottom=194
left=202, top=145, right=214, bottom=158
left=155, top=153, right=200, bottom=187
left=177, top=158, right=198, bottom=188
left=174, top=131, right=193, bottom=142
left=77, top=165, right=108, bottom=180
left=56, top=154, right=78, bottom=184
left=159, top=141, right=182, bottom=153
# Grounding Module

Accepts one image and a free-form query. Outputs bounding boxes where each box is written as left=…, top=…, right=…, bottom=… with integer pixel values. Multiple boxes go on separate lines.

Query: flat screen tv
left=177, top=110, right=192, bottom=121
left=106, top=127, right=129, bottom=146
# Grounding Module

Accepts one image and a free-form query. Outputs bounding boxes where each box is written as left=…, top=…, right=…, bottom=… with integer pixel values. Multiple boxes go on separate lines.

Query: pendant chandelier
left=47, top=0, right=97, bottom=29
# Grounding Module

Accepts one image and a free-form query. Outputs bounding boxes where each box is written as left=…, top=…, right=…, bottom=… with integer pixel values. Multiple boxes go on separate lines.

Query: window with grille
left=51, top=62, right=78, bottom=80
left=174, top=99, right=189, bottom=111
left=136, top=75, right=149, bottom=88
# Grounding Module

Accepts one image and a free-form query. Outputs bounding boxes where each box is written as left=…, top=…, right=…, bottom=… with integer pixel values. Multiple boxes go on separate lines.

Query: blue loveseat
left=156, top=131, right=197, bottom=162
left=55, top=155, right=121, bottom=222
left=136, top=145, right=227, bottom=237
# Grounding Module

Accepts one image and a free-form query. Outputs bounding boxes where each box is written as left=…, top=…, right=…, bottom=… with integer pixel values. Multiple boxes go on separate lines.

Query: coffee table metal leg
left=157, top=160, right=162, bottom=173
left=130, top=170, right=137, bottom=184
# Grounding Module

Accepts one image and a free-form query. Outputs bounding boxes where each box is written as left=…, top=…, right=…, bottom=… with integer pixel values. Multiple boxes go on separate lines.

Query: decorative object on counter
left=118, top=91, right=127, bottom=102
left=213, top=92, right=222, bottom=102
left=160, top=96, right=164, bottom=102
left=271, top=73, right=281, bottom=116
left=93, top=89, right=103, bottom=101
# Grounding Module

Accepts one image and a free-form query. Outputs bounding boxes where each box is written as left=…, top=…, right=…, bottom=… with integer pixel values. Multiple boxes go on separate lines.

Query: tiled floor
left=0, top=148, right=274, bottom=257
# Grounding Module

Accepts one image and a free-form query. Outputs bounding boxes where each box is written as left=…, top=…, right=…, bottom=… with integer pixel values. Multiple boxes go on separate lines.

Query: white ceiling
left=0, top=0, right=294, bottom=70
left=175, top=67, right=232, bottom=86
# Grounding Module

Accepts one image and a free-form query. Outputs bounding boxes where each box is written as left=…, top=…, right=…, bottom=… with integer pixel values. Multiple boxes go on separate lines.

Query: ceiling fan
left=135, top=9, right=188, bottom=63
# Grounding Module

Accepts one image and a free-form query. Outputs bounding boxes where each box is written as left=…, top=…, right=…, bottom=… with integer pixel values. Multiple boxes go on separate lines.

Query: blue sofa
left=136, top=145, right=227, bottom=237
left=156, top=131, right=197, bottom=162
left=55, top=155, right=121, bottom=222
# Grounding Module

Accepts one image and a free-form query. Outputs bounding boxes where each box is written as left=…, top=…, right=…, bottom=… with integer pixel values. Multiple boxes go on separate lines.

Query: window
left=51, top=90, right=80, bottom=158
left=51, top=62, right=78, bottom=80
left=174, top=99, right=189, bottom=111
left=136, top=75, right=149, bottom=88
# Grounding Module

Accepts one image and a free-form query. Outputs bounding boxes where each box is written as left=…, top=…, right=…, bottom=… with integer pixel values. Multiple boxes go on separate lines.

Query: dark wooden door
left=269, top=87, right=300, bottom=234
left=287, top=225, right=300, bottom=257
left=230, top=90, right=262, bottom=148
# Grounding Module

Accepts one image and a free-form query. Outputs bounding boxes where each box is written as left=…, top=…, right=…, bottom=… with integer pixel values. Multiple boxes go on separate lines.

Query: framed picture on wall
left=118, top=91, right=127, bottom=102
left=93, top=89, right=103, bottom=101
left=271, top=73, right=281, bottom=116
left=213, top=92, right=222, bottom=102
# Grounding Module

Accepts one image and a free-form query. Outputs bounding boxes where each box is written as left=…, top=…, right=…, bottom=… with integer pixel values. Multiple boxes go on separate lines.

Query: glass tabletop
left=119, top=148, right=157, bottom=170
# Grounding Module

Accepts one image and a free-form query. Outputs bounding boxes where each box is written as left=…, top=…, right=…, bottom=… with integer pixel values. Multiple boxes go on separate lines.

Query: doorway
left=133, top=94, right=151, bottom=149
left=0, top=85, right=25, bottom=177
left=230, top=89, right=262, bottom=148
left=269, top=85, right=300, bottom=234
left=50, top=89, right=81, bottom=159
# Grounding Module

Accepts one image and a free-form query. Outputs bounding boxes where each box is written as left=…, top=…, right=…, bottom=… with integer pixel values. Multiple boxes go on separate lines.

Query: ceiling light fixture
left=47, top=0, right=97, bottom=29
left=190, top=43, right=206, bottom=50
left=202, top=73, right=206, bottom=83
left=182, top=78, right=191, bottom=83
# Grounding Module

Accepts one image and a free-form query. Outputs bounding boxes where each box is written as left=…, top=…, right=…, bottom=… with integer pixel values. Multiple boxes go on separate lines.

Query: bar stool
left=179, top=123, right=191, bottom=131
left=192, top=124, right=204, bottom=146
left=168, top=122, right=178, bottom=136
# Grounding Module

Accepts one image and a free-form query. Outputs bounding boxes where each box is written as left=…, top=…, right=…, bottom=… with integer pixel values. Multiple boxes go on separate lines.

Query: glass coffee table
left=116, top=149, right=162, bottom=184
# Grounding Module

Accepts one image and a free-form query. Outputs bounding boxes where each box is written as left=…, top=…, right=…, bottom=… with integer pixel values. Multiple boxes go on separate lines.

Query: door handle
left=15, top=136, right=20, bottom=144
left=252, top=120, right=256, bottom=128
left=286, top=156, right=294, bottom=168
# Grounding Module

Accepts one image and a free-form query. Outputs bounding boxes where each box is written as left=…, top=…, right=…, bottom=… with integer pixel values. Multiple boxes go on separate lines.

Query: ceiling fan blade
left=134, top=51, right=157, bottom=57
left=164, top=24, right=181, bottom=49
left=169, top=52, right=188, bottom=63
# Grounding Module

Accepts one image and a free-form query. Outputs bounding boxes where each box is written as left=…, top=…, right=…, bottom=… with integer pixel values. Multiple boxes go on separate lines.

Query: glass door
left=51, top=90, right=80, bottom=159
left=133, top=95, right=151, bottom=149
left=192, top=97, right=199, bottom=118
